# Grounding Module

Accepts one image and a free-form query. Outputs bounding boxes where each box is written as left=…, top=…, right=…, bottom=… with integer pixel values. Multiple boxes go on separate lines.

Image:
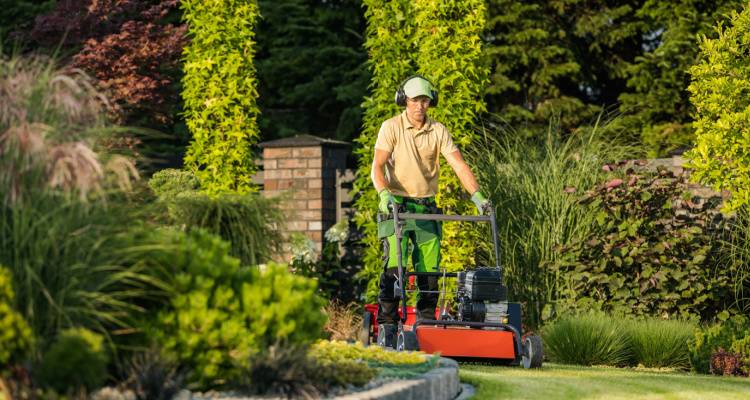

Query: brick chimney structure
left=259, top=134, right=350, bottom=256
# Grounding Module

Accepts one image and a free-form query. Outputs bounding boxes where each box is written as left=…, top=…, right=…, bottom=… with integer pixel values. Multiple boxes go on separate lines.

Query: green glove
left=378, top=189, right=395, bottom=213
left=471, top=191, right=490, bottom=215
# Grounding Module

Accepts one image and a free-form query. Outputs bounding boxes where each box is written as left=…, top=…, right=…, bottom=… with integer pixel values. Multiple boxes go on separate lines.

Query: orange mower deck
left=413, top=325, right=517, bottom=359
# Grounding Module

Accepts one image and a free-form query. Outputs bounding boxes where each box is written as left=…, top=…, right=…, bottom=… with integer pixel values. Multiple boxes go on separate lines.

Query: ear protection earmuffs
left=394, top=74, right=439, bottom=107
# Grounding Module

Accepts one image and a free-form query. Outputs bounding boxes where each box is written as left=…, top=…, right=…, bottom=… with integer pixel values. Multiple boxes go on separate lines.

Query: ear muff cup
left=394, top=75, right=438, bottom=107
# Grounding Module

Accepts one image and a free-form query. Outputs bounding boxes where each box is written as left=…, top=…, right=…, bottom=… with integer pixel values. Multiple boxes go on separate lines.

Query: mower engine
left=456, top=268, right=509, bottom=323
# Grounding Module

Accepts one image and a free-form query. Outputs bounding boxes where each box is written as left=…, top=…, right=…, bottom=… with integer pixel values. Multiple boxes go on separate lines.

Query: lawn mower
left=359, top=201, right=543, bottom=368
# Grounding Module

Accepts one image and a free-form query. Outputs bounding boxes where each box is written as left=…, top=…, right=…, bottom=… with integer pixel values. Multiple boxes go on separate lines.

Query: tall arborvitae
left=181, top=0, right=261, bottom=194
left=354, top=0, right=489, bottom=301
left=354, top=0, right=415, bottom=300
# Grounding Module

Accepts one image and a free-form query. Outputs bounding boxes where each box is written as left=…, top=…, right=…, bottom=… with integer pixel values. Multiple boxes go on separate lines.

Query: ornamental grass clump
left=465, top=118, right=639, bottom=325
left=542, top=313, right=633, bottom=366
left=149, top=168, right=284, bottom=265
left=627, top=318, right=695, bottom=369
left=0, top=54, right=159, bottom=348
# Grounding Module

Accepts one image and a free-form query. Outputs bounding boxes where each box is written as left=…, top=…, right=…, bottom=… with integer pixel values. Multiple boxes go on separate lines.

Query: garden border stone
left=181, top=357, right=461, bottom=400
left=331, top=357, right=460, bottom=400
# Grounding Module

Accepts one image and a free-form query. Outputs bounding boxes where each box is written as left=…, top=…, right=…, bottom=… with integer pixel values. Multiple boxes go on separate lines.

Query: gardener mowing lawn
left=460, top=363, right=750, bottom=400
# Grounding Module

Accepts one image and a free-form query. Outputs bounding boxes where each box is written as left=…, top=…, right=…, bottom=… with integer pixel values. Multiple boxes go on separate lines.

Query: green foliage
left=151, top=229, right=326, bottom=389
left=149, top=168, right=284, bottom=265
left=465, top=122, right=638, bottom=325
left=181, top=0, right=260, bottom=195
left=544, top=312, right=696, bottom=369
left=542, top=313, right=634, bottom=367
left=310, top=340, right=436, bottom=381
left=552, top=167, right=731, bottom=320
left=354, top=0, right=489, bottom=302
left=37, top=328, right=109, bottom=393
left=0, top=0, right=54, bottom=51
left=627, top=318, right=695, bottom=369
left=618, top=0, right=743, bottom=157
left=484, top=0, right=609, bottom=136
left=0, top=265, right=32, bottom=366
left=720, top=208, right=750, bottom=314
left=255, top=0, right=369, bottom=142
left=690, top=315, right=750, bottom=374
left=686, top=4, right=750, bottom=211
left=148, top=169, right=200, bottom=201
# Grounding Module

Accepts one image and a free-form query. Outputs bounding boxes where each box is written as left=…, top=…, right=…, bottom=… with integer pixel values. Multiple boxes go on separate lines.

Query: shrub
left=542, top=313, right=633, bottom=366
left=552, top=166, right=730, bottom=321
left=151, top=229, right=326, bottom=389
left=237, top=344, right=332, bottom=398
left=627, top=318, right=695, bottom=369
left=148, top=169, right=284, bottom=265
left=37, top=328, right=109, bottom=394
left=465, top=122, right=638, bottom=325
left=181, top=0, right=261, bottom=194
left=690, top=314, right=750, bottom=374
left=310, top=340, right=435, bottom=380
left=686, top=5, right=750, bottom=211
left=0, top=266, right=32, bottom=366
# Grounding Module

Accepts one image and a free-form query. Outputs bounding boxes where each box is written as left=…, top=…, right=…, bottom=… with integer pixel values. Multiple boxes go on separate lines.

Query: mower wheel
left=396, top=330, right=419, bottom=351
left=522, top=335, right=543, bottom=369
left=358, top=311, right=373, bottom=346
left=377, top=323, right=397, bottom=348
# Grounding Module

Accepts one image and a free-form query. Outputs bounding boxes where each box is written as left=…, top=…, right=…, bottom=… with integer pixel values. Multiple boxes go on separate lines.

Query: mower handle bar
left=390, top=199, right=503, bottom=324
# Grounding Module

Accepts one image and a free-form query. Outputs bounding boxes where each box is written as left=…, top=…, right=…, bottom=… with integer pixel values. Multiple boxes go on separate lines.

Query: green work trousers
left=376, top=196, right=441, bottom=323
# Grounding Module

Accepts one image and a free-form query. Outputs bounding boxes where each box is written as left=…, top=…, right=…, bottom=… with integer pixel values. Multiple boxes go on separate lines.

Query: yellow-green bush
left=151, top=229, right=326, bottom=389
left=37, top=328, right=108, bottom=394
left=686, top=4, right=750, bottom=211
left=181, top=0, right=261, bottom=195
left=0, top=265, right=32, bottom=366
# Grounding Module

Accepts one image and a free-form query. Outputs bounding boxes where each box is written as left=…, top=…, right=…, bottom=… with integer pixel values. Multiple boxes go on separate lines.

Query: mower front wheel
left=396, top=330, right=419, bottom=351
left=377, top=324, right=397, bottom=348
left=521, top=335, right=543, bottom=369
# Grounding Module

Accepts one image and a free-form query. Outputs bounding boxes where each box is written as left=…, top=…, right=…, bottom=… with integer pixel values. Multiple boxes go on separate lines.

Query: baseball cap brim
left=403, top=77, right=434, bottom=100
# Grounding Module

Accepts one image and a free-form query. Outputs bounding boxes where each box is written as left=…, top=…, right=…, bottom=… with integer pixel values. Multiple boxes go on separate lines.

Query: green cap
left=403, top=77, right=434, bottom=100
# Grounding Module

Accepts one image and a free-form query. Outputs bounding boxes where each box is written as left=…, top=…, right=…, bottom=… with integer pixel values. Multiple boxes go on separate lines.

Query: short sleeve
left=438, top=124, right=459, bottom=156
left=374, top=121, right=395, bottom=152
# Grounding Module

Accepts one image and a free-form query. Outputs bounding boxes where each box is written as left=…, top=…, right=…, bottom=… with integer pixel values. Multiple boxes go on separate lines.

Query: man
left=371, top=75, right=489, bottom=345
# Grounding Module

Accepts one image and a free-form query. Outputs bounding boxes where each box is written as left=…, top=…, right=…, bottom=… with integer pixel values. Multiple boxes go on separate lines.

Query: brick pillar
left=259, top=135, right=350, bottom=258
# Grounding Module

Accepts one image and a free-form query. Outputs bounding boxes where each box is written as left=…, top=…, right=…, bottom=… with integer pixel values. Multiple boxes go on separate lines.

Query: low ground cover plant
left=542, top=312, right=696, bottom=369
left=690, top=314, right=750, bottom=376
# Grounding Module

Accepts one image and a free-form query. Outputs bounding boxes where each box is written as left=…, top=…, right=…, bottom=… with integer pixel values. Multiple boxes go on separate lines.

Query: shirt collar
left=401, top=111, right=432, bottom=132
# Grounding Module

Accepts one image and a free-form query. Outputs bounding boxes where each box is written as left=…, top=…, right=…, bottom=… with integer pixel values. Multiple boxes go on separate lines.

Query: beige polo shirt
left=374, top=111, right=459, bottom=198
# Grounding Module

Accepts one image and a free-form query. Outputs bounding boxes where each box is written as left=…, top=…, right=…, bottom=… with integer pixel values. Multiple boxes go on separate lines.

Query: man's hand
left=378, top=189, right=395, bottom=213
left=471, top=191, right=490, bottom=215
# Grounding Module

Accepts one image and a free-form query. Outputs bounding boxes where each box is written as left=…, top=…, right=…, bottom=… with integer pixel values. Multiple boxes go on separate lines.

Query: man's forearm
left=455, top=163, right=479, bottom=195
left=371, top=165, right=388, bottom=193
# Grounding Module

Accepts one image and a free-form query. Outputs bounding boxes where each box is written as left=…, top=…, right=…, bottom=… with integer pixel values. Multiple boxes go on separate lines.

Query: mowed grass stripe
left=459, top=363, right=750, bottom=400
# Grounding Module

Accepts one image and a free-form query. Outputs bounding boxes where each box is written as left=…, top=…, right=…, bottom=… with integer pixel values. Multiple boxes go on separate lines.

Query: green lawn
left=460, top=363, right=750, bottom=400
